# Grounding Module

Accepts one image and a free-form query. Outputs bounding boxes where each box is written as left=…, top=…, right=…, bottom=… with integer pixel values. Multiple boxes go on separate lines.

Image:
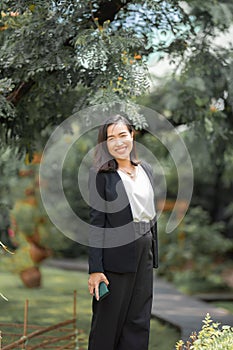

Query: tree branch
left=94, top=0, right=132, bottom=24
left=6, top=80, right=35, bottom=106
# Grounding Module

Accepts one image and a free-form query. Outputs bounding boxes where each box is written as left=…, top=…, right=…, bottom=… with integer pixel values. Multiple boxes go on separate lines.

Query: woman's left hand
left=88, top=272, right=109, bottom=301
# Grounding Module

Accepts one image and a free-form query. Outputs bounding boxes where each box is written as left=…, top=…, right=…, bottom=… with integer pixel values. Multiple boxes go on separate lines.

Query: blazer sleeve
left=151, top=222, right=159, bottom=268
left=88, top=168, right=106, bottom=274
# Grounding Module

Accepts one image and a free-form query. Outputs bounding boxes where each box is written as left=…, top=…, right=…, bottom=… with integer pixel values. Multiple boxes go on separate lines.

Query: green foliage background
left=0, top=0, right=233, bottom=292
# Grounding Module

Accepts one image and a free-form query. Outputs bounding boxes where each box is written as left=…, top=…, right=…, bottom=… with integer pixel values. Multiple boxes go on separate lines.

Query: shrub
left=176, top=313, right=233, bottom=350
left=158, top=206, right=233, bottom=293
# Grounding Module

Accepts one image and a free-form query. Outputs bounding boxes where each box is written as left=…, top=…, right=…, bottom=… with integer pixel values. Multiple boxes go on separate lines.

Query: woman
left=88, top=115, right=158, bottom=350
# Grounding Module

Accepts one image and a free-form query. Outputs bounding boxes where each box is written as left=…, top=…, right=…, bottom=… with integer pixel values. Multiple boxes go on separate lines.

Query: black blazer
left=88, top=162, right=158, bottom=274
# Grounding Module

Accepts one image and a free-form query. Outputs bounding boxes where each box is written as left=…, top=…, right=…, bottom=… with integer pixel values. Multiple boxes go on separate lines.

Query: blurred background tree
left=0, top=0, right=233, bottom=290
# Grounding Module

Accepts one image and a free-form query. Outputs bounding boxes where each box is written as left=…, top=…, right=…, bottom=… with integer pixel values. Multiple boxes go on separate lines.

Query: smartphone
left=94, top=281, right=110, bottom=301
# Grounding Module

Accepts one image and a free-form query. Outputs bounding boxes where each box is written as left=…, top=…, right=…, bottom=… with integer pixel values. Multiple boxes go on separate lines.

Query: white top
left=117, top=164, right=156, bottom=222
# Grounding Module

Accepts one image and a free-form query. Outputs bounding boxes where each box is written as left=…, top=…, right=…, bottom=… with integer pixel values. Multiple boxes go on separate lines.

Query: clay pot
left=20, top=266, right=41, bottom=288
left=26, top=231, right=40, bottom=245
left=29, top=242, right=52, bottom=263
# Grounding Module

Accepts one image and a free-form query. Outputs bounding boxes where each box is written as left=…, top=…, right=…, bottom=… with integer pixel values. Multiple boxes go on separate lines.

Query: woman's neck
left=116, top=159, right=132, bottom=168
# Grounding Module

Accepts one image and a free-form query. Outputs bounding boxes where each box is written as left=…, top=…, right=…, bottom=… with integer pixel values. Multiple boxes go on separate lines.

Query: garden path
left=152, top=277, right=233, bottom=342
left=45, top=258, right=233, bottom=343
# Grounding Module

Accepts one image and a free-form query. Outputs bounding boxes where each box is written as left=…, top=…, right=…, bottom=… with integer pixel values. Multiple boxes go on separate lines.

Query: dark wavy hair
left=94, top=115, right=140, bottom=172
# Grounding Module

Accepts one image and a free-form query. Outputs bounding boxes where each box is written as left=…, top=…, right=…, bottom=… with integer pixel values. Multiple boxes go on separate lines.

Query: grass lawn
left=212, top=301, right=233, bottom=314
left=0, top=266, right=180, bottom=349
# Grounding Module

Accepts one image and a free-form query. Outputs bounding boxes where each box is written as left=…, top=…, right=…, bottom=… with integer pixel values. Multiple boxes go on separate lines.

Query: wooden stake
left=73, top=290, right=79, bottom=349
left=22, top=299, right=29, bottom=349
left=73, top=290, right=77, bottom=322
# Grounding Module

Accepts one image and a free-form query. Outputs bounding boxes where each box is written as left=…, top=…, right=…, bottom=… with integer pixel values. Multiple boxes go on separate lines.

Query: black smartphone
left=94, top=282, right=110, bottom=301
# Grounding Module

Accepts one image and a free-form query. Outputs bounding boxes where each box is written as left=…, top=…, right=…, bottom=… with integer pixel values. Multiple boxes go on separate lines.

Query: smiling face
left=106, top=122, right=134, bottom=161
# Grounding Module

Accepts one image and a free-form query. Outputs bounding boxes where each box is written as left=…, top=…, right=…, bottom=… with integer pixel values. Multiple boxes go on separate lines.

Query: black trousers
left=88, top=231, right=153, bottom=350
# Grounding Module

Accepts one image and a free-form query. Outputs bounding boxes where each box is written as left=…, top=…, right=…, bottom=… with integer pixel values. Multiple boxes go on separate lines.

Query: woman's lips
left=115, top=146, right=127, bottom=153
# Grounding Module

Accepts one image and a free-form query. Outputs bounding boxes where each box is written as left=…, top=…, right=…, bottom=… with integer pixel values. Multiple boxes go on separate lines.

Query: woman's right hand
left=88, top=272, right=109, bottom=301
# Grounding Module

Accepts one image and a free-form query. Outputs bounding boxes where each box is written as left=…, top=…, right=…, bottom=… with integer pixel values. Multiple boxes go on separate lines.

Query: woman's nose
left=115, top=138, right=123, bottom=146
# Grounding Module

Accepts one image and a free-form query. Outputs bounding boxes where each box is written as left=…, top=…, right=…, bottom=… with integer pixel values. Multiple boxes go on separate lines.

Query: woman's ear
left=131, top=131, right=135, bottom=139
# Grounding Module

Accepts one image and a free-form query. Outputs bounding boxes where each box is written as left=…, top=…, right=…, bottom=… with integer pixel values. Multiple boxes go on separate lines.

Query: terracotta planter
left=29, top=242, right=52, bottom=263
left=26, top=231, right=41, bottom=245
left=20, top=266, right=41, bottom=288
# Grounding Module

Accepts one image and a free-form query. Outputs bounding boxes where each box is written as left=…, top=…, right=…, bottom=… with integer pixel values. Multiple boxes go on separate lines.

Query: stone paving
left=45, top=258, right=233, bottom=343
left=152, top=275, right=233, bottom=342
